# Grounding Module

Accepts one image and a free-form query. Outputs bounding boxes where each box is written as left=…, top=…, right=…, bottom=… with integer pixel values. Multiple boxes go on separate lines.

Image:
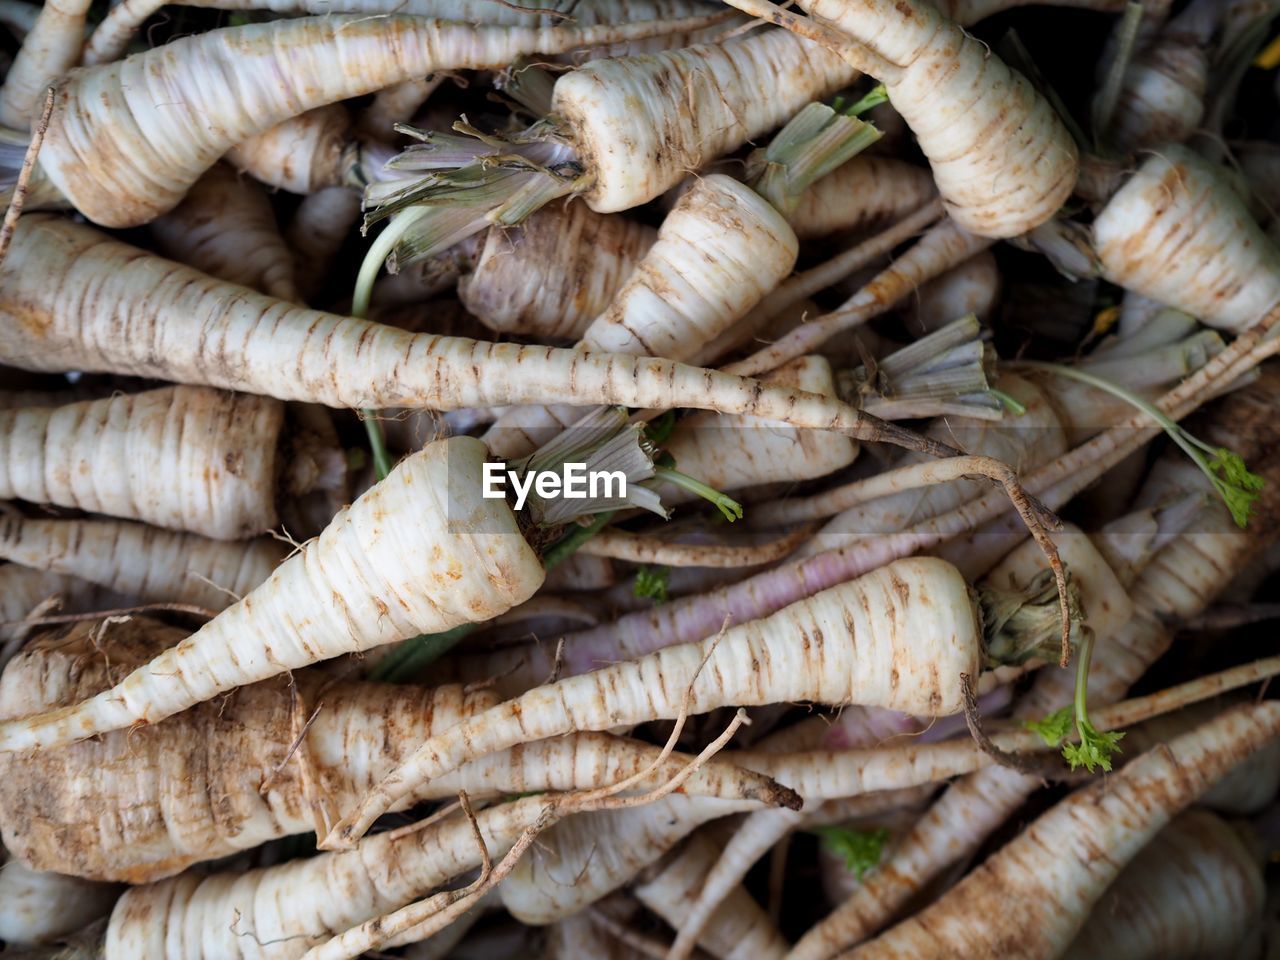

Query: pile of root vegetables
left=2, top=0, right=1280, bottom=955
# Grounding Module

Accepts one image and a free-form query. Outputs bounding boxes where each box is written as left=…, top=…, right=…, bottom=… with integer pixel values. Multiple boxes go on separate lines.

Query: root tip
left=319, top=823, right=360, bottom=852
left=776, top=785, right=804, bottom=811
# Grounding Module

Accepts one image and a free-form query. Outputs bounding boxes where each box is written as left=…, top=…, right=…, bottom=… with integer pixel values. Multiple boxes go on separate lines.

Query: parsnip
left=0, top=857, right=119, bottom=946
left=638, top=175, right=944, bottom=371
left=500, top=795, right=757, bottom=925
left=371, top=31, right=858, bottom=256
left=468, top=323, right=1236, bottom=700
left=544, top=909, right=649, bottom=960
left=0, top=617, right=480, bottom=881
left=0, top=438, right=535, bottom=750
left=0, top=418, right=711, bottom=753
left=1121, top=695, right=1280, bottom=818
left=0, top=616, right=789, bottom=882
left=902, top=250, right=1001, bottom=335
left=359, top=76, right=448, bottom=139
left=656, top=356, right=858, bottom=501
left=842, top=703, right=1280, bottom=959
left=1093, top=144, right=1280, bottom=333
left=150, top=162, right=298, bottom=302
left=783, top=156, right=937, bottom=240
left=1098, top=29, right=1207, bottom=152
left=1062, top=810, right=1264, bottom=960
left=786, top=406, right=1280, bottom=960
left=733, top=0, right=1078, bottom=238
left=500, top=790, right=917, bottom=931
left=224, top=106, right=386, bottom=197
left=0, top=217, right=933, bottom=453
left=101, top=794, right=580, bottom=959
left=656, top=524, right=1132, bottom=956
left=635, top=833, right=790, bottom=960
left=482, top=173, right=799, bottom=457
left=0, top=517, right=285, bottom=612
left=456, top=201, right=656, bottom=340
left=548, top=30, right=856, bottom=214
left=24, top=14, right=730, bottom=227
left=81, top=0, right=721, bottom=67
left=0, top=0, right=86, bottom=128
left=394, top=895, right=495, bottom=959
left=664, top=793, right=937, bottom=960
left=0, top=386, right=343, bottom=539
left=732, top=665, right=1250, bottom=802
left=411, top=658, right=1277, bottom=952
left=100, top=754, right=783, bottom=960
left=287, top=187, right=363, bottom=303
left=330, top=556, right=1074, bottom=846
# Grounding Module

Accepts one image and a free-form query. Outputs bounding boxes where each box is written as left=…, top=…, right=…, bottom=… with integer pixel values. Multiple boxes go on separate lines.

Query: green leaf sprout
left=633, top=565, right=671, bottom=605
left=814, top=826, right=891, bottom=879
left=1023, top=707, right=1073, bottom=747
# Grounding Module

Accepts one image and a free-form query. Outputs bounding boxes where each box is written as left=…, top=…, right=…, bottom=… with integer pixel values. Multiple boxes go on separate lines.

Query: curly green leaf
left=1023, top=706, right=1073, bottom=747
left=814, top=826, right=891, bottom=879
left=1207, top=447, right=1265, bottom=528
left=1063, top=721, right=1125, bottom=773
left=634, top=565, right=671, bottom=605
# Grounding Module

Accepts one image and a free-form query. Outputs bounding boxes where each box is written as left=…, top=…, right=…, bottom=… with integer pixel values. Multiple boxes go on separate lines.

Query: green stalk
left=362, top=414, right=395, bottom=481
left=542, top=511, right=617, bottom=569
left=990, top=388, right=1028, bottom=416
left=1022, top=629, right=1125, bottom=773
left=513, top=408, right=668, bottom=524
left=1062, top=627, right=1125, bottom=772
left=357, top=121, right=586, bottom=269
left=353, top=207, right=431, bottom=318
left=350, top=211, right=435, bottom=481
left=813, top=825, right=890, bottom=879
left=352, top=212, right=433, bottom=480
left=839, top=84, right=889, bottom=117
left=633, top=564, right=671, bottom=604
left=488, top=168, right=580, bottom=226
left=1019, top=361, right=1264, bottom=527
left=368, top=622, right=476, bottom=683
left=652, top=466, right=744, bottom=522
left=749, top=101, right=882, bottom=215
